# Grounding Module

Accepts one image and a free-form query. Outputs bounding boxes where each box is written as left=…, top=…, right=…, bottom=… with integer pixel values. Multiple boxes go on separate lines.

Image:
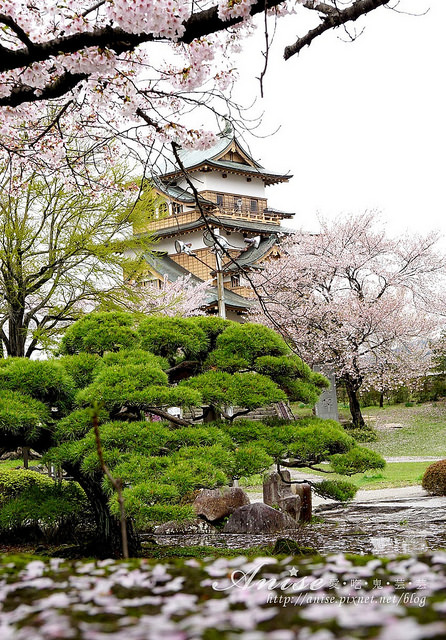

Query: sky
left=230, top=0, right=445, bottom=238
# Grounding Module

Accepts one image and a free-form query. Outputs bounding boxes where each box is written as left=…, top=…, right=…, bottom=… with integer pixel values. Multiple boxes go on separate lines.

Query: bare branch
left=284, top=0, right=390, bottom=60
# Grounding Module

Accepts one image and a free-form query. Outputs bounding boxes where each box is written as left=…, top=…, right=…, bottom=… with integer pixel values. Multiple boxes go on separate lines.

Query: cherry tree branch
left=0, top=73, right=88, bottom=107
left=0, top=0, right=393, bottom=108
left=284, top=0, right=390, bottom=60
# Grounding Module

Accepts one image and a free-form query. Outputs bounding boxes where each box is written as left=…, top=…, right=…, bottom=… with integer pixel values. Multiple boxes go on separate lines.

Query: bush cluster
left=0, top=468, right=89, bottom=541
left=422, top=459, right=446, bottom=495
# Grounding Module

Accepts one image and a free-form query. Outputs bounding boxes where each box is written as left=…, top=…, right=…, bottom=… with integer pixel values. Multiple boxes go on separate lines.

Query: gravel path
left=245, top=484, right=428, bottom=506
left=244, top=457, right=442, bottom=506
left=384, top=456, right=443, bottom=462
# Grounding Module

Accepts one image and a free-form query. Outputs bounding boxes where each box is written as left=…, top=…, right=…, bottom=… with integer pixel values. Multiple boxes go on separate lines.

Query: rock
left=293, top=483, right=312, bottom=522
left=273, top=538, right=317, bottom=555
left=193, top=487, right=250, bottom=522
left=280, top=494, right=302, bottom=521
left=154, top=518, right=217, bottom=535
left=223, top=503, right=298, bottom=534
left=263, top=471, right=302, bottom=521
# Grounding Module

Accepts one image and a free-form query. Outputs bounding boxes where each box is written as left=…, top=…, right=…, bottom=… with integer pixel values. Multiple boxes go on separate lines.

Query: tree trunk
left=344, top=378, right=365, bottom=428
left=8, top=308, right=27, bottom=357
left=203, top=405, right=220, bottom=423
left=66, top=464, right=141, bottom=558
left=379, top=392, right=384, bottom=408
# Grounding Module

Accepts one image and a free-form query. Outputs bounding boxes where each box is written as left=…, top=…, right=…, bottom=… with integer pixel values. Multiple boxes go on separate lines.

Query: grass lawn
left=292, top=401, right=446, bottom=458
left=301, top=460, right=431, bottom=490
left=0, top=458, right=24, bottom=470
left=351, top=402, right=446, bottom=458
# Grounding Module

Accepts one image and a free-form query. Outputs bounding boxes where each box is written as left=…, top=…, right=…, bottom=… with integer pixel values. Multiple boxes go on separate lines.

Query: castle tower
left=134, top=125, right=295, bottom=319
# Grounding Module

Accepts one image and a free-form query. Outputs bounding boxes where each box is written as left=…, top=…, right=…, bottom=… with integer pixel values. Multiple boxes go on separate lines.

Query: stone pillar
left=293, top=483, right=312, bottom=522
left=263, top=471, right=303, bottom=522
left=314, top=367, right=339, bottom=422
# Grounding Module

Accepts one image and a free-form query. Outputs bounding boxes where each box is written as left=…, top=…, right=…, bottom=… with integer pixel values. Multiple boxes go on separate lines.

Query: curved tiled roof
left=161, top=129, right=290, bottom=184
left=144, top=253, right=252, bottom=312
left=222, top=235, right=279, bottom=273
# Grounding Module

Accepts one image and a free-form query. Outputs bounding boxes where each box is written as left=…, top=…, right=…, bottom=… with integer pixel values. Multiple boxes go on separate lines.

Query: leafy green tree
left=0, top=162, right=151, bottom=358
left=0, top=313, right=384, bottom=556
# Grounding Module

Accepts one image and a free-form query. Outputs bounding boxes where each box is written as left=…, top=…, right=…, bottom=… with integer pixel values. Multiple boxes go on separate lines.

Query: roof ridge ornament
left=219, top=118, right=233, bottom=138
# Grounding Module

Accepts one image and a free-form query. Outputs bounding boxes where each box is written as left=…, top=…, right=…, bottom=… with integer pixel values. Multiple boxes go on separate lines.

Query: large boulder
left=222, top=503, right=298, bottom=534
left=193, top=487, right=250, bottom=522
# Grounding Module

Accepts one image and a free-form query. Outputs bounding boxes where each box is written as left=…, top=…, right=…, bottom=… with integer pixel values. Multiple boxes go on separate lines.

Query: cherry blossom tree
left=132, top=275, right=210, bottom=317
left=0, top=0, right=391, bottom=171
left=252, top=211, right=445, bottom=427
left=361, top=345, right=431, bottom=407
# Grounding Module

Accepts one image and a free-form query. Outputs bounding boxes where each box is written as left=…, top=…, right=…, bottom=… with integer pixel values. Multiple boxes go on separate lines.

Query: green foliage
left=222, top=419, right=272, bottom=444
left=59, top=353, right=100, bottom=389
left=76, top=360, right=169, bottom=409
left=209, top=323, right=289, bottom=371
left=256, top=354, right=328, bottom=404
left=422, top=459, right=446, bottom=495
left=329, top=447, right=385, bottom=476
left=138, top=316, right=208, bottom=364
left=99, top=348, right=168, bottom=371
left=188, top=316, right=231, bottom=349
left=0, top=359, right=74, bottom=412
left=315, top=479, right=357, bottom=502
left=53, top=407, right=109, bottom=442
left=232, top=445, right=273, bottom=479
left=285, top=421, right=356, bottom=463
left=0, top=478, right=88, bottom=534
left=0, top=468, right=53, bottom=505
left=0, top=314, right=385, bottom=540
left=343, top=424, right=379, bottom=442
left=255, top=354, right=313, bottom=381
left=0, top=390, right=49, bottom=441
left=166, top=426, right=233, bottom=449
left=111, top=496, right=194, bottom=529
left=164, top=458, right=227, bottom=493
left=180, top=371, right=286, bottom=411
left=60, top=312, right=139, bottom=355
left=310, top=371, right=331, bottom=389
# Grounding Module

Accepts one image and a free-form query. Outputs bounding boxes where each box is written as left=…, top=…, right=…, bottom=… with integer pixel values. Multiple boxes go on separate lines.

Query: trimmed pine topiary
left=422, top=459, right=446, bottom=495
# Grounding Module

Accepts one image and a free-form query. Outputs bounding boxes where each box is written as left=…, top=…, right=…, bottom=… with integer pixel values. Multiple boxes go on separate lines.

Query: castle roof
left=145, top=215, right=295, bottom=240
left=161, top=125, right=291, bottom=186
left=222, top=234, right=279, bottom=273
left=144, top=253, right=252, bottom=313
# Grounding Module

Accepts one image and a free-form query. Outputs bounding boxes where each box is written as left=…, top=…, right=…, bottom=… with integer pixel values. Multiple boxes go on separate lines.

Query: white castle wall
left=177, top=172, right=265, bottom=198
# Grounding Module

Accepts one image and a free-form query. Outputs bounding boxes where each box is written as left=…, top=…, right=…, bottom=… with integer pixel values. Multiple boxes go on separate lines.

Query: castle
left=133, top=124, right=295, bottom=320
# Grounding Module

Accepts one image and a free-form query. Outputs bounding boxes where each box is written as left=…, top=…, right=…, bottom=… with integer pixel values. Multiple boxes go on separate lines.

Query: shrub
left=0, top=468, right=89, bottom=541
left=60, top=311, right=139, bottom=355
left=422, top=459, right=446, bottom=495
left=0, top=468, right=53, bottom=505
left=342, top=423, right=378, bottom=442
left=316, top=479, right=357, bottom=502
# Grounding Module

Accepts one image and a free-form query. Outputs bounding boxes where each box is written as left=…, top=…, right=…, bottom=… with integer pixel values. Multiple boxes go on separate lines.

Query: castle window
left=172, top=202, right=183, bottom=215
left=231, top=274, right=240, bottom=287
left=159, top=202, right=168, bottom=217
left=216, top=193, right=223, bottom=206
left=250, top=199, right=258, bottom=212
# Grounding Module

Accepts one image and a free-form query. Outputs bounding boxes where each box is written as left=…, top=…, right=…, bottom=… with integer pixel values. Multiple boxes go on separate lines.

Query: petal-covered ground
left=1, top=552, right=446, bottom=639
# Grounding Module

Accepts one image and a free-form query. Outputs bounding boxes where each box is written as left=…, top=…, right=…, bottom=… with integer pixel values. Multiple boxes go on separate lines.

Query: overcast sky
left=230, top=1, right=445, bottom=238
